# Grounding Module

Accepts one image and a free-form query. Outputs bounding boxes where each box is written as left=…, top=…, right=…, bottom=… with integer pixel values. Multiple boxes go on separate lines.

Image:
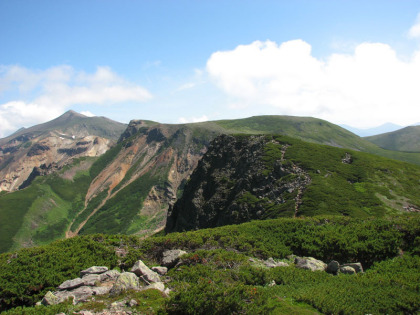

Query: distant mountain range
left=340, top=123, right=403, bottom=137
left=1, top=111, right=420, bottom=254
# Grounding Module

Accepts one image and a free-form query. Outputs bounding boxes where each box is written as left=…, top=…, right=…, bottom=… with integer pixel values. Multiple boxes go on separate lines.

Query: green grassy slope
left=365, top=125, right=420, bottom=152
left=191, top=116, right=420, bottom=165
left=167, top=134, right=420, bottom=232
left=0, top=141, right=126, bottom=253
left=0, top=158, right=94, bottom=253
left=273, top=135, right=420, bottom=217
left=0, top=215, right=419, bottom=314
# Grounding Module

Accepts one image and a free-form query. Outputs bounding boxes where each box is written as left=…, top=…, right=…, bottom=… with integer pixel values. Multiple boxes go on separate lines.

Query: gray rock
left=41, top=291, right=61, bottom=306
left=81, top=274, right=101, bottom=286
left=55, top=286, right=94, bottom=304
left=152, top=266, right=168, bottom=275
left=340, top=266, right=356, bottom=274
left=110, top=272, right=140, bottom=295
left=342, top=262, right=363, bottom=273
left=80, top=266, right=108, bottom=277
left=131, top=260, right=161, bottom=284
left=129, top=299, right=138, bottom=307
left=162, top=249, right=187, bottom=267
left=57, top=278, right=84, bottom=290
left=264, top=257, right=289, bottom=268
left=295, top=257, right=327, bottom=271
left=326, top=260, right=340, bottom=274
left=144, top=282, right=165, bottom=292
left=91, top=286, right=112, bottom=296
left=99, top=269, right=121, bottom=282
left=164, top=287, right=171, bottom=296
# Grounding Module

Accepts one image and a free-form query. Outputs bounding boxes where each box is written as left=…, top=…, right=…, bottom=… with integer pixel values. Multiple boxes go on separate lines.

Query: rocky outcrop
left=161, top=249, right=187, bottom=268
left=40, top=260, right=169, bottom=306
left=295, top=257, right=327, bottom=271
left=130, top=260, right=161, bottom=284
left=166, top=135, right=312, bottom=232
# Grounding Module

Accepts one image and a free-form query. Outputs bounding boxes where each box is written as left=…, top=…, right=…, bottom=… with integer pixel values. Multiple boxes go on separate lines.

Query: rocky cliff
left=166, top=135, right=312, bottom=232
left=166, top=134, right=420, bottom=233
left=0, top=111, right=126, bottom=192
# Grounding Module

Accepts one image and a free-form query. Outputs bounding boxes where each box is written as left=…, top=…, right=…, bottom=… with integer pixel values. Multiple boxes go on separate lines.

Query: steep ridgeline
left=2, top=115, right=420, bottom=254
left=70, top=120, right=219, bottom=238
left=166, top=134, right=420, bottom=232
left=74, top=116, right=389, bottom=238
left=0, top=110, right=126, bottom=192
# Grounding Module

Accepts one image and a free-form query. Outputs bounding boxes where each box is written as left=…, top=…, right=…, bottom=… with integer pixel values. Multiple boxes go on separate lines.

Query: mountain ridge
left=365, top=125, right=420, bottom=153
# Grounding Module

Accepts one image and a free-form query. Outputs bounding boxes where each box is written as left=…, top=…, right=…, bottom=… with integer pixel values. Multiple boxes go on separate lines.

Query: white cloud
left=80, top=110, right=96, bottom=117
left=176, top=82, right=196, bottom=92
left=178, top=115, right=209, bottom=124
left=0, top=65, right=152, bottom=137
left=408, top=13, right=420, bottom=38
left=207, top=40, right=420, bottom=128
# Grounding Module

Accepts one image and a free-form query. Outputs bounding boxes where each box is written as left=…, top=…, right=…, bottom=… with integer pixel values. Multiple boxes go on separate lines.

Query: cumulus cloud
left=408, top=13, right=420, bottom=38
left=0, top=65, right=152, bottom=137
left=207, top=40, right=420, bottom=128
left=178, top=115, right=209, bottom=124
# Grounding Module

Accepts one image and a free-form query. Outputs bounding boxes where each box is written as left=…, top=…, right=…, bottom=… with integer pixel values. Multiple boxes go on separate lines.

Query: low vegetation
left=1, top=215, right=418, bottom=314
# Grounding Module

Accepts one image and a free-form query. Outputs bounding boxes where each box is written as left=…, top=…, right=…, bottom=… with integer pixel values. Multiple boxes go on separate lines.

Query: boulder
left=55, top=286, right=94, bottom=304
left=91, top=286, right=112, bottom=296
left=57, top=278, right=84, bottom=290
left=342, top=262, right=363, bottom=273
left=110, top=272, right=140, bottom=295
left=340, top=266, right=356, bottom=275
left=264, top=257, right=289, bottom=268
left=81, top=274, right=101, bottom=286
left=80, top=266, right=108, bottom=277
left=326, top=260, right=340, bottom=274
left=131, top=260, right=161, bottom=284
left=144, top=282, right=165, bottom=293
left=295, top=257, right=327, bottom=271
left=99, top=269, right=121, bottom=282
left=152, top=266, right=168, bottom=275
left=162, top=249, right=187, bottom=267
left=41, top=291, right=61, bottom=306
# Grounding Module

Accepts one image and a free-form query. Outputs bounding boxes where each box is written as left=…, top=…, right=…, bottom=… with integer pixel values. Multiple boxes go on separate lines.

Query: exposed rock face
left=166, top=135, right=312, bottom=232
left=0, top=110, right=125, bottom=192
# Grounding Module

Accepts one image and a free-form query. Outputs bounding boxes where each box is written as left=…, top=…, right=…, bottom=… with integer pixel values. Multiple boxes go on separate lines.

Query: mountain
left=1, top=114, right=420, bottom=254
left=166, top=134, right=420, bottom=232
left=365, top=126, right=420, bottom=152
left=340, top=122, right=403, bottom=137
left=0, top=110, right=127, bottom=192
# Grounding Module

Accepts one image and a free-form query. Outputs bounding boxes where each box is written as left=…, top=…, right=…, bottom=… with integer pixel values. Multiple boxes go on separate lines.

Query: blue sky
left=1, top=0, right=420, bottom=137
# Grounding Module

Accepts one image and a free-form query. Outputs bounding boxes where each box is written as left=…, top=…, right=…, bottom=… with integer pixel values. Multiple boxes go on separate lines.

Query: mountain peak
left=60, top=110, right=86, bottom=119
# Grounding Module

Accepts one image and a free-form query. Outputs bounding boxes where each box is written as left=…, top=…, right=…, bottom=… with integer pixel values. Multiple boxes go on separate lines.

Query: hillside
left=0, top=215, right=419, bottom=314
left=365, top=125, right=420, bottom=152
left=167, top=134, right=420, bottom=232
left=0, top=110, right=127, bottom=192
left=1, top=114, right=420, bottom=254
